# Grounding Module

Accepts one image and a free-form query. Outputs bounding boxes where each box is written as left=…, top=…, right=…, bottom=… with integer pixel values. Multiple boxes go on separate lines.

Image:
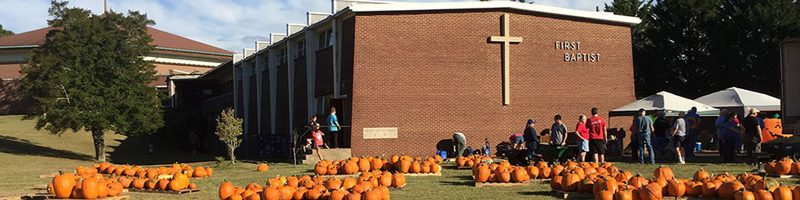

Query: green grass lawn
left=0, top=115, right=796, bottom=199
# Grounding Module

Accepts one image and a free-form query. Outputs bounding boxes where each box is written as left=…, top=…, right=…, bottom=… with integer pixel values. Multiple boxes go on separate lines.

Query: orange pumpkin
left=326, top=178, right=343, bottom=191
left=615, top=185, right=634, bottom=200
left=653, top=166, right=674, bottom=181
left=772, top=186, right=792, bottom=200
left=560, top=171, right=581, bottom=192
left=392, top=173, right=406, bottom=188
left=736, top=189, right=756, bottom=200
left=702, top=181, right=719, bottom=197
left=257, top=163, right=270, bottom=172
left=720, top=181, right=746, bottom=199
left=314, top=163, right=328, bottom=175
left=81, top=178, right=99, bottom=199
left=639, top=183, right=663, bottom=200
left=595, top=187, right=615, bottom=200
left=262, top=187, right=280, bottom=200
left=157, top=179, right=170, bottom=190
left=775, top=157, right=793, bottom=175
left=525, top=166, right=539, bottom=179
left=755, top=189, right=774, bottom=200
left=629, top=174, right=649, bottom=188
left=667, top=179, right=686, bottom=197
left=511, top=167, right=530, bottom=183
left=694, top=168, right=710, bottom=181
left=52, top=173, right=77, bottom=199
left=219, top=181, right=236, bottom=200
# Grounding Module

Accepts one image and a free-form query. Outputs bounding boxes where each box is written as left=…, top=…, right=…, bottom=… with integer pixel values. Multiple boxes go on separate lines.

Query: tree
left=0, top=24, right=13, bottom=37
left=604, top=0, right=654, bottom=98
left=21, top=1, right=163, bottom=162
left=215, top=108, right=243, bottom=164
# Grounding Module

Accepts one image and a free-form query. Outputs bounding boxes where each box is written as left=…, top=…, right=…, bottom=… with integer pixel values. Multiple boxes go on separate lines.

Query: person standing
left=672, top=112, right=688, bottom=164
left=575, top=115, right=589, bottom=162
left=327, top=106, right=341, bottom=148
left=631, top=109, right=656, bottom=164
left=722, top=112, right=742, bottom=163
left=311, top=123, right=325, bottom=160
left=715, top=109, right=728, bottom=158
left=587, top=107, right=608, bottom=163
left=551, top=115, right=568, bottom=147
left=652, top=111, right=669, bottom=160
left=684, top=107, right=701, bottom=158
left=742, top=108, right=763, bottom=165
left=453, top=132, right=467, bottom=158
left=523, top=119, right=539, bottom=161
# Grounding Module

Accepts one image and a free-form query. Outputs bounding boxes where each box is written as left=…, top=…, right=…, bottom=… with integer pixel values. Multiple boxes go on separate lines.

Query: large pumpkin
left=262, top=187, right=280, bottom=200
left=719, top=181, right=745, bottom=199
left=615, top=185, right=634, bottom=200
left=667, top=179, right=686, bottom=197
left=315, top=162, right=328, bottom=175
left=525, top=166, right=540, bottom=179
left=257, top=164, right=270, bottom=172
left=684, top=181, right=703, bottom=197
left=475, top=165, right=491, bottom=183
left=52, top=173, right=77, bottom=199
left=497, top=170, right=512, bottom=183
left=629, top=174, right=649, bottom=188
left=772, top=186, right=792, bottom=200
left=653, top=166, right=675, bottom=181
left=754, top=189, right=774, bottom=200
left=169, top=172, right=190, bottom=191
left=639, top=183, right=663, bottom=200
left=702, top=181, right=719, bottom=197
left=694, top=168, right=710, bottom=181
left=358, top=158, right=371, bottom=172
left=775, top=157, right=793, bottom=175
left=219, top=181, right=236, bottom=200
left=81, top=178, right=99, bottom=199
left=560, top=171, right=581, bottom=192
left=511, top=167, right=530, bottom=183
left=392, top=173, right=406, bottom=188
left=736, top=189, right=756, bottom=200
left=595, top=187, right=614, bottom=200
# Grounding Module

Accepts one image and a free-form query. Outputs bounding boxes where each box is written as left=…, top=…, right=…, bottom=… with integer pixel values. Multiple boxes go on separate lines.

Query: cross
left=489, top=13, right=522, bottom=105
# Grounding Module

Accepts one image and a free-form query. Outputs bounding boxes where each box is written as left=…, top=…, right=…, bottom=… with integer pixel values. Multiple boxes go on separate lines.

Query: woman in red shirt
left=575, top=115, right=590, bottom=162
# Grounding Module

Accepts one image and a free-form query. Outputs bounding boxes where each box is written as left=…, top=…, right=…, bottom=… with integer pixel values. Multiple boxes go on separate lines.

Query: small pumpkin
left=257, top=163, right=270, bottom=172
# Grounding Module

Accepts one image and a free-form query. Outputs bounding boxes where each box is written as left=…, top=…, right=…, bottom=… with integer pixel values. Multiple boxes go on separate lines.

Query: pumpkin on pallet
left=314, top=155, right=443, bottom=175
left=219, top=174, right=397, bottom=200
left=48, top=172, right=126, bottom=199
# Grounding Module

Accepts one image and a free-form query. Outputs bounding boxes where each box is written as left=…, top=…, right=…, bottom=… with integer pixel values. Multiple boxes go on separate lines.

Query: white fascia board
left=270, top=33, right=288, bottom=45
left=346, top=1, right=641, bottom=25
left=143, top=56, right=222, bottom=67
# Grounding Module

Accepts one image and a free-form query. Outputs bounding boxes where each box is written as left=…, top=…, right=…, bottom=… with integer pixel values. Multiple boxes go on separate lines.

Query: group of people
left=717, top=108, right=764, bottom=165
left=455, top=107, right=611, bottom=164
left=630, top=108, right=699, bottom=165
left=305, top=106, right=342, bottom=161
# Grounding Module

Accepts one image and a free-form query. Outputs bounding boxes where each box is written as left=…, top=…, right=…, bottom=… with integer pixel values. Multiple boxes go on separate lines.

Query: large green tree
left=21, top=1, right=163, bottom=162
left=0, top=24, right=13, bottom=37
left=604, top=0, right=654, bottom=98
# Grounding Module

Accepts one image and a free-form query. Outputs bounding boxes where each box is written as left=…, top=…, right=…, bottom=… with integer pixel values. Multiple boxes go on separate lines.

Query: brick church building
left=182, top=0, right=641, bottom=159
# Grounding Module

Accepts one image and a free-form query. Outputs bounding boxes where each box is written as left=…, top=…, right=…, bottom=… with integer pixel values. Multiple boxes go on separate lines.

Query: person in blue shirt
left=327, top=106, right=342, bottom=148
left=715, top=109, right=728, bottom=158
left=684, top=107, right=701, bottom=158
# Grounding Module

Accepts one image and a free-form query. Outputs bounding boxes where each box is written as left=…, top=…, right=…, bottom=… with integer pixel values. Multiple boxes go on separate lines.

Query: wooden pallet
left=401, top=172, right=442, bottom=177
left=318, top=174, right=359, bottom=179
left=17, top=194, right=129, bottom=200
left=128, top=188, right=199, bottom=194
left=474, top=181, right=531, bottom=187
left=758, top=172, right=797, bottom=178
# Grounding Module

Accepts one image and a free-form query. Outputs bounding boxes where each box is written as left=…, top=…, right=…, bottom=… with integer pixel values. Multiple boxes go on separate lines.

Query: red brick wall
left=348, top=10, right=636, bottom=156
left=0, top=79, right=34, bottom=114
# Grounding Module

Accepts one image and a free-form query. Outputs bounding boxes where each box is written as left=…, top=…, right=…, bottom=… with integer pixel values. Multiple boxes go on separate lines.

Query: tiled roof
left=0, top=27, right=233, bottom=55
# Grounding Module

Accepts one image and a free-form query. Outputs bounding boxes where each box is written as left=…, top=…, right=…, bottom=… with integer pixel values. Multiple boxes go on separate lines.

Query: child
left=509, top=133, right=525, bottom=150
left=482, top=138, right=491, bottom=156
left=311, top=123, right=325, bottom=160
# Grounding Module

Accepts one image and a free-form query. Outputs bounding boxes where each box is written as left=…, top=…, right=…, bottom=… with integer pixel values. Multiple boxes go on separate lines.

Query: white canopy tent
left=610, top=91, right=720, bottom=117
left=694, top=87, right=781, bottom=112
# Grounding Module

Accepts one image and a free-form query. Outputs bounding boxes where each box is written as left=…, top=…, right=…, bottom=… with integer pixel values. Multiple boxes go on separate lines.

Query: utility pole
left=104, top=0, right=108, bottom=13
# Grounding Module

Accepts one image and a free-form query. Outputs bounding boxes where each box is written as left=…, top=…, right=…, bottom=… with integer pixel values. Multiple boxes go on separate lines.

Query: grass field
left=0, top=115, right=796, bottom=199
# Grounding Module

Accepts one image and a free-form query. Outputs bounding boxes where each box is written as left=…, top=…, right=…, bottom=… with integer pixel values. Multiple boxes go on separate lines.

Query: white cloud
left=0, top=0, right=611, bottom=53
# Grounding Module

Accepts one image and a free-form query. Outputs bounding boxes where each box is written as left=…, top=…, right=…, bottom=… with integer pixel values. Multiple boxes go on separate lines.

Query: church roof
left=342, top=1, right=641, bottom=25
left=0, top=27, right=233, bottom=55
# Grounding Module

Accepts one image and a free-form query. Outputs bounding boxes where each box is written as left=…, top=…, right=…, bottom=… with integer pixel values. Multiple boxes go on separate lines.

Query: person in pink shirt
left=574, top=115, right=590, bottom=162
left=311, top=121, right=325, bottom=161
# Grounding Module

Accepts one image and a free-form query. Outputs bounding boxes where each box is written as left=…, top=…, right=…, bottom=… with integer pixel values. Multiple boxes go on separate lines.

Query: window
left=318, top=28, right=333, bottom=49
left=277, top=48, right=287, bottom=65
left=296, top=39, right=306, bottom=58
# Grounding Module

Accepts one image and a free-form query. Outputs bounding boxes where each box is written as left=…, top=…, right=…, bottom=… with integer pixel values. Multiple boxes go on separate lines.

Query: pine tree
left=604, top=0, right=654, bottom=98
left=21, top=1, right=163, bottom=162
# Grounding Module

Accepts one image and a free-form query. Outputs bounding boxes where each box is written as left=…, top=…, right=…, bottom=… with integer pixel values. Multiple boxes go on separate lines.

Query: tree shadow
left=518, top=191, right=554, bottom=196
left=0, top=135, right=93, bottom=161
left=107, top=134, right=215, bottom=165
left=439, top=180, right=472, bottom=186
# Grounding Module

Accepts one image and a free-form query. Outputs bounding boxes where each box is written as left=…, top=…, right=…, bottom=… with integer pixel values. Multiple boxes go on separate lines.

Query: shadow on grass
left=518, top=191, right=554, bottom=196
left=439, top=180, right=472, bottom=186
left=454, top=175, right=473, bottom=181
left=0, top=135, right=94, bottom=161
left=108, top=135, right=215, bottom=165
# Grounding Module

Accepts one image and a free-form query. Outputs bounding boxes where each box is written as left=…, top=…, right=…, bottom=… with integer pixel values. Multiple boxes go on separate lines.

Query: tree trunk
left=92, top=128, right=106, bottom=162
left=228, top=146, right=235, bottom=164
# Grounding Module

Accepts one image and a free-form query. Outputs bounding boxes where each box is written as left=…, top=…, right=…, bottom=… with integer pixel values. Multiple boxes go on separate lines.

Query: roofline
left=154, top=46, right=233, bottom=57
left=198, top=60, right=234, bottom=79
left=0, top=44, right=40, bottom=49
left=343, top=1, right=641, bottom=25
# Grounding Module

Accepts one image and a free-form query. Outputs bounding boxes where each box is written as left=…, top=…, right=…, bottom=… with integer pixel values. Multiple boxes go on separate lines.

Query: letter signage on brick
left=363, top=127, right=399, bottom=139
left=554, top=40, right=601, bottom=62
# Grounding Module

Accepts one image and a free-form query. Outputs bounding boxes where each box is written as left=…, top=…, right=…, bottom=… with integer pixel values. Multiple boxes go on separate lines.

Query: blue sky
left=0, top=0, right=612, bottom=53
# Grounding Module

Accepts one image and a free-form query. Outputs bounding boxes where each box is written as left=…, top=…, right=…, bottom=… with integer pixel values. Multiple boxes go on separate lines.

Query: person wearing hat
left=742, top=107, right=763, bottom=165
left=523, top=119, right=539, bottom=161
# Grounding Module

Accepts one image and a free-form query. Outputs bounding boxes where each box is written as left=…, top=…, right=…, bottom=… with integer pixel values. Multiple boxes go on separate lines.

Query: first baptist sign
left=555, top=41, right=601, bottom=62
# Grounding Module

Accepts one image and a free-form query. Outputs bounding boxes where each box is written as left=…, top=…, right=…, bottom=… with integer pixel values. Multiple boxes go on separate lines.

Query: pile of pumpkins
left=48, top=172, right=126, bottom=199
left=472, top=160, right=541, bottom=183
left=94, top=162, right=213, bottom=179
left=455, top=155, right=493, bottom=168
left=552, top=163, right=800, bottom=200
left=218, top=172, right=405, bottom=200
left=314, top=155, right=442, bottom=176
left=764, top=156, right=800, bottom=176
left=88, top=162, right=201, bottom=192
